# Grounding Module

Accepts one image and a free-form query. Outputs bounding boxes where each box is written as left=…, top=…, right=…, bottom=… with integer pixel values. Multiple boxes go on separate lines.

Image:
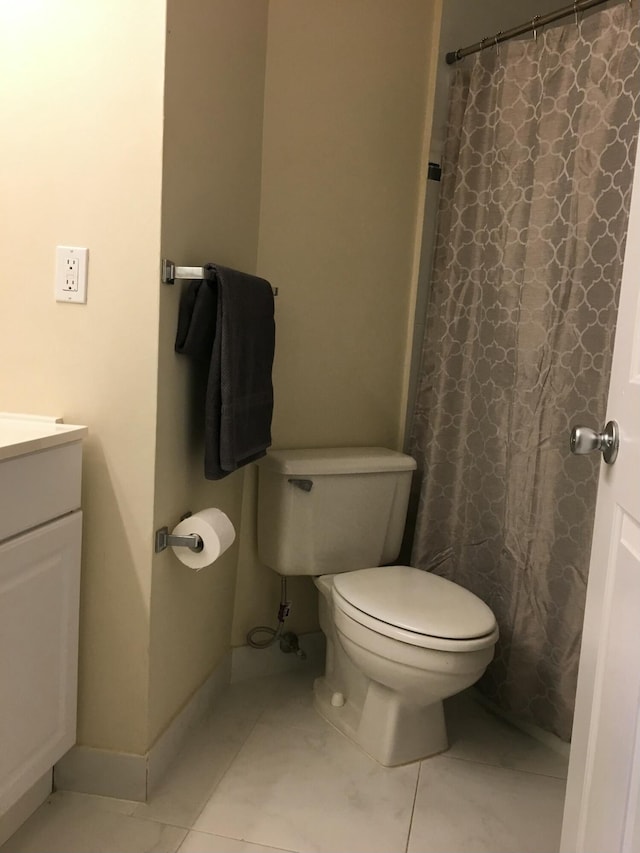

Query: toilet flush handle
left=288, top=478, right=313, bottom=492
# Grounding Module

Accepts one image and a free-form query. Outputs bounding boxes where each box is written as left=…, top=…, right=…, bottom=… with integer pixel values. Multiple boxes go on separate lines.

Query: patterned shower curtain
left=409, top=3, right=640, bottom=741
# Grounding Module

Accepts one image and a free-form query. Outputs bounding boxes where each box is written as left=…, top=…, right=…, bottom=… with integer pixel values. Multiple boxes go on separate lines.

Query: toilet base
left=314, top=674, right=448, bottom=766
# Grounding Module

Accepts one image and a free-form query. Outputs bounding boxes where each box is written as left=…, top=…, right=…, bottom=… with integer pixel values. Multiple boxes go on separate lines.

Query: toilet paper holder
left=155, top=512, right=204, bottom=554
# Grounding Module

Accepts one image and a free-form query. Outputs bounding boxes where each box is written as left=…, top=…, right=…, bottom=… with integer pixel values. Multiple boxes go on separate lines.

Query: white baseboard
left=0, top=771, right=52, bottom=847
left=231, top=631, right=325, bottom=683
left=54, top=653, right=232, bottom=802
left=147, top=653, right=231, bottom=795
left=53, top=744, right=148, bottom=802
left=54, top=637, right=326, bottom=804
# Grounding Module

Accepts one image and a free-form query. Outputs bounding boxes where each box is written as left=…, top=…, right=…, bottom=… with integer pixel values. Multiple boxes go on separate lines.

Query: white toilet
left=257, top=447, right=498, bottom=766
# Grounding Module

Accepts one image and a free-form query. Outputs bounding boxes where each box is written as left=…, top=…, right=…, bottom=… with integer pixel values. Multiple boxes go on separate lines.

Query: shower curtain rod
left=445, top=0, right=627, bottom=64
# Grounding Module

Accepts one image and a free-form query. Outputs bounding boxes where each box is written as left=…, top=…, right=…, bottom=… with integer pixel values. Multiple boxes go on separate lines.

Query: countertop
left=0, top=413, right=88, bottom=462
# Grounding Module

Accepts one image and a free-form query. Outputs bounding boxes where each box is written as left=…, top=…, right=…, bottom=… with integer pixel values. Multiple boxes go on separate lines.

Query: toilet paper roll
left=170, top=508, right=236, bottom=571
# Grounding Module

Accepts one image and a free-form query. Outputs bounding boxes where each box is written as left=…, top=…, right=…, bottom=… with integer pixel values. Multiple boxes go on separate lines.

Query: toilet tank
left=257, top=447, right=416, bottom=576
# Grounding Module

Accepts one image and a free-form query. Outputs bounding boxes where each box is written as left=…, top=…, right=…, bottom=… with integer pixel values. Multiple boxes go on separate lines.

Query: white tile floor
left=1, top=664, right=568, bottom=853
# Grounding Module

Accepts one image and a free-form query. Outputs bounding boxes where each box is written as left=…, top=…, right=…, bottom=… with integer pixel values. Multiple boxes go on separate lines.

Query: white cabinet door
left=0, top=512, right=82, bottom=814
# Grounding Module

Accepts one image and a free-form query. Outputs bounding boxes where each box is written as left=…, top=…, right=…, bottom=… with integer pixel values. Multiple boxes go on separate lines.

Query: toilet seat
left=332, top=566, right=499, bottom=653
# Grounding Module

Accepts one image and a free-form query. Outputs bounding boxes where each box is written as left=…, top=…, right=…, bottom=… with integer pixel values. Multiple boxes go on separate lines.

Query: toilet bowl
left=313, top=566, right=498, bottom=766
left=256, top=447, right=499, bottom=766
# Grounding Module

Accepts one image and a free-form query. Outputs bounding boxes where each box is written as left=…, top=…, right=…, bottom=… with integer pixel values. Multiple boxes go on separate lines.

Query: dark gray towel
left=175, top=264, right=275, bottom=479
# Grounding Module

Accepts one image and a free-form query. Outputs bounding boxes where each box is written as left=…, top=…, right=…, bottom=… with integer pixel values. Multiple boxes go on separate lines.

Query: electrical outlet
left=63, top=256, right=78, bottom=291
left=55, top=246, right=88, bottom=303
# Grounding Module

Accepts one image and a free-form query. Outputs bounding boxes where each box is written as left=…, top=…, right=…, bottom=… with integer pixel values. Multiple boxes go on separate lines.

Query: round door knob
left=570, top=421, right=619, bottom=465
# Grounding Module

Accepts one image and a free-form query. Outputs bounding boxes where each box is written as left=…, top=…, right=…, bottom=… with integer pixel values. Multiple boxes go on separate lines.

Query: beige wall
left=0, top=2, right=166, bottom=754
left=150, top=0, right=269, bottom=745
left=232, top=0, right=441, bottom=646
left=0, top=0, right=442, bottom=759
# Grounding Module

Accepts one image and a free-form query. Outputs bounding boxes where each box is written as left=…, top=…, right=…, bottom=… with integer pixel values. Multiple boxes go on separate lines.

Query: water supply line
left=246, top=577, right=306, bottom=658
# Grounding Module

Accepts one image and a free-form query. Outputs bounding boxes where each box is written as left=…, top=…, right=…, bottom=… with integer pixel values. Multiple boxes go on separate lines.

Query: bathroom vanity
left=0, top=414, right=87, bottom=820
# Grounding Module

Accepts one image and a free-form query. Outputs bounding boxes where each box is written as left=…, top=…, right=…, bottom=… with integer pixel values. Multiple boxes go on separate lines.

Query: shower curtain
left=409, top=3, right=640, bottom=741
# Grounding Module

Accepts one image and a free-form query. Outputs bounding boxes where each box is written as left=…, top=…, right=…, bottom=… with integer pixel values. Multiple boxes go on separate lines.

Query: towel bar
left=162, top=259, right=278, bottom=296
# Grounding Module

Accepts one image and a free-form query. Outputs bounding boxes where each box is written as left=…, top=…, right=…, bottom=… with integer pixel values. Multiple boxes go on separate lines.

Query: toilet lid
left=332, top=566, right=496, bottom=641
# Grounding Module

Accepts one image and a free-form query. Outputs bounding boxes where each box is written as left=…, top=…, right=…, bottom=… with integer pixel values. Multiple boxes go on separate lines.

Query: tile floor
left=1, top=663, right=568, bottom=853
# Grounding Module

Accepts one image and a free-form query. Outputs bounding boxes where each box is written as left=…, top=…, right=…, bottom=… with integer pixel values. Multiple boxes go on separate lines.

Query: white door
left=560, top=143, right=640, bottom=851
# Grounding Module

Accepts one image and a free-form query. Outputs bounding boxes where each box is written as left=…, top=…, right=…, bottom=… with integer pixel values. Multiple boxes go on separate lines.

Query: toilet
left=257, top=447, right=498, bottom=766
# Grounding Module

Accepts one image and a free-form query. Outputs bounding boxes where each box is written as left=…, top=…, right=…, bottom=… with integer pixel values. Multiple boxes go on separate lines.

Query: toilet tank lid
left=257, top=447, right=417, bottom=476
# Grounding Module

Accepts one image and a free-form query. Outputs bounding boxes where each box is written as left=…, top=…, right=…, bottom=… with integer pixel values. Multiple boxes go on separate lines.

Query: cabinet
left=0, top=416, right=86, bottom=816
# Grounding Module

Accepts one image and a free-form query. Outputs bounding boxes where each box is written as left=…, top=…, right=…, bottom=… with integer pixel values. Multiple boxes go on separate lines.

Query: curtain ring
left=532, top=16, right=540, bottom=41
left=574, top=1, right=580, bottom=25
left=495, top=32, right=502, bottom=57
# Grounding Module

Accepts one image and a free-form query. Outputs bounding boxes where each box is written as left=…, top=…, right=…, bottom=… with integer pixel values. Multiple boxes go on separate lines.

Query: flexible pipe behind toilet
left=247, top=577, right=290, bottom=649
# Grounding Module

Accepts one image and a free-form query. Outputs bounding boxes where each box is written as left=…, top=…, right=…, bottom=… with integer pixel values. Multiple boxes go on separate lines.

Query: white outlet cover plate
left=55, top=246, right=88, bottom=303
